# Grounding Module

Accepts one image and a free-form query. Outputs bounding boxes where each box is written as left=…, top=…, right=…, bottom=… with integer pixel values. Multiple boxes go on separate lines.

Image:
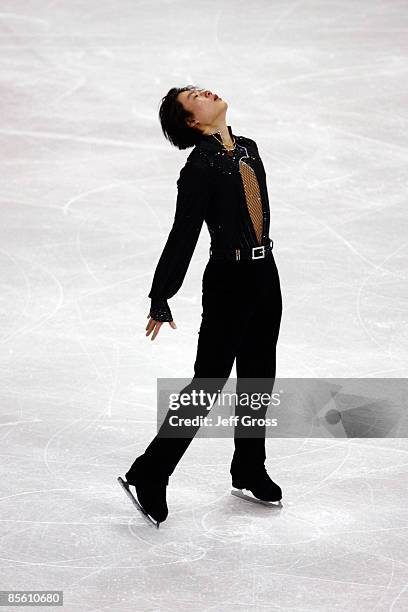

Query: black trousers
left=126, top=251, right=282, bottom=483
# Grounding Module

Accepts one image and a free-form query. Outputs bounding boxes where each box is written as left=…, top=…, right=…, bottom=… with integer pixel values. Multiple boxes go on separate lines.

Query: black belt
left=209, top=239, right=274, bottom=261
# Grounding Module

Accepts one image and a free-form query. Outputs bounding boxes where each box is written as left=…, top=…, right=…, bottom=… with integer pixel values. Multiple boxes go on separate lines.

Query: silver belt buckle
left=252, top=245, right=265, bottom=259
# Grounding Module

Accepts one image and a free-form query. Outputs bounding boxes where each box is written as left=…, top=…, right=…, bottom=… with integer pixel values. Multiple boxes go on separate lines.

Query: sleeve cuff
left=149, top=298, right=173, bottom=322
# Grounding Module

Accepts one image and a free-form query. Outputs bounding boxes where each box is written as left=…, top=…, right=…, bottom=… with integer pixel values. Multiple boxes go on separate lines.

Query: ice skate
left=231, top=466, right=283, bottom=507
left=117, top=469, right=169, bottom=528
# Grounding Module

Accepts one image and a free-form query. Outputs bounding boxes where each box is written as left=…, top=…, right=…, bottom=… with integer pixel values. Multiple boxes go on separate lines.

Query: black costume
left=148, top=125, right=273, bottom=322
left=127, top=125, right=283, bottom=486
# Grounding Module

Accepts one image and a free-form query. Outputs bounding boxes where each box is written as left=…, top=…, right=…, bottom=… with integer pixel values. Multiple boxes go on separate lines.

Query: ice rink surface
left=1, top=0, right=408, bottom=610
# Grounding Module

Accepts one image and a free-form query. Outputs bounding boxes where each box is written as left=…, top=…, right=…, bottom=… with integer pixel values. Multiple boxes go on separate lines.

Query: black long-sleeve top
left=148, top=125, right=272, bottom=322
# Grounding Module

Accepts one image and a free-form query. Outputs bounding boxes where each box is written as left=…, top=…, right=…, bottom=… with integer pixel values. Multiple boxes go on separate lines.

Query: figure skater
left=118, top=86, right=283, bottom=527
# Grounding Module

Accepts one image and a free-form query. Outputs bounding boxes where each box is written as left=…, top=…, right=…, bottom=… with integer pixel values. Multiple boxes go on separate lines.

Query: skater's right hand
left=146, top=315, right=177, bottom=340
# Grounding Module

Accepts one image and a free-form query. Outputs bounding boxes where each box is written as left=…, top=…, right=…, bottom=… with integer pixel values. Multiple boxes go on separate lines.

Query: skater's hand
left=146, top=315, right=177, bottom=340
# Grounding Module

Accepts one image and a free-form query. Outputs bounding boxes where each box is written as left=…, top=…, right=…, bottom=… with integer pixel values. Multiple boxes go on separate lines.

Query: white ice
left=1, top=1, right=408, bottom=610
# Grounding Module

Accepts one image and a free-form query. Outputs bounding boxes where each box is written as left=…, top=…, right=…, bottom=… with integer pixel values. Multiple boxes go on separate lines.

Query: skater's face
left=177, top=88, right=228, bottom=133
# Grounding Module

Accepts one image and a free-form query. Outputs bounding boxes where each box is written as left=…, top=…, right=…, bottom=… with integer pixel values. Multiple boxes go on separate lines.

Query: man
left=118, top=86, right=283, bottom=527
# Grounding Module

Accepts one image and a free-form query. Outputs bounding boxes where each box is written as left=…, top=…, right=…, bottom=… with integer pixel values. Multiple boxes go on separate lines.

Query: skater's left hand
left=146, top=315, right=177, bottom=340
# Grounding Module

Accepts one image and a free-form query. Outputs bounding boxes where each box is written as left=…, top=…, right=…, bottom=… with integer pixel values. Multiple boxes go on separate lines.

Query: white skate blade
left=117, top=476, right=160, bottom=528
left=231, top=488, right=283, bottom=507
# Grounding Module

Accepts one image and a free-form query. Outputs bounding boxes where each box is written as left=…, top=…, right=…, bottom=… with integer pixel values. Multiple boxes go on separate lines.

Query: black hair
left=158, top=85, right=204, bottom=150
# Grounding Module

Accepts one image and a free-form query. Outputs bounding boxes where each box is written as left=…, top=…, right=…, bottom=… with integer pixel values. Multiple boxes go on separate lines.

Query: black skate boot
left=231, top=466, right=282, bottom=506
left=117, top=461, right=169, bottom=528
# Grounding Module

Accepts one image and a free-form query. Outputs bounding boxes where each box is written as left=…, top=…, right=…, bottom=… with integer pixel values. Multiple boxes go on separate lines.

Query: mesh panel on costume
left=238, top=159, right=263, bottom=245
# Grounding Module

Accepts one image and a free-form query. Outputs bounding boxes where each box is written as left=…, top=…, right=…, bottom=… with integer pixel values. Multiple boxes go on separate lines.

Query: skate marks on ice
left=117, top=476, right=160, bottom=529
left=231, top=487, right=283, bottom=509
